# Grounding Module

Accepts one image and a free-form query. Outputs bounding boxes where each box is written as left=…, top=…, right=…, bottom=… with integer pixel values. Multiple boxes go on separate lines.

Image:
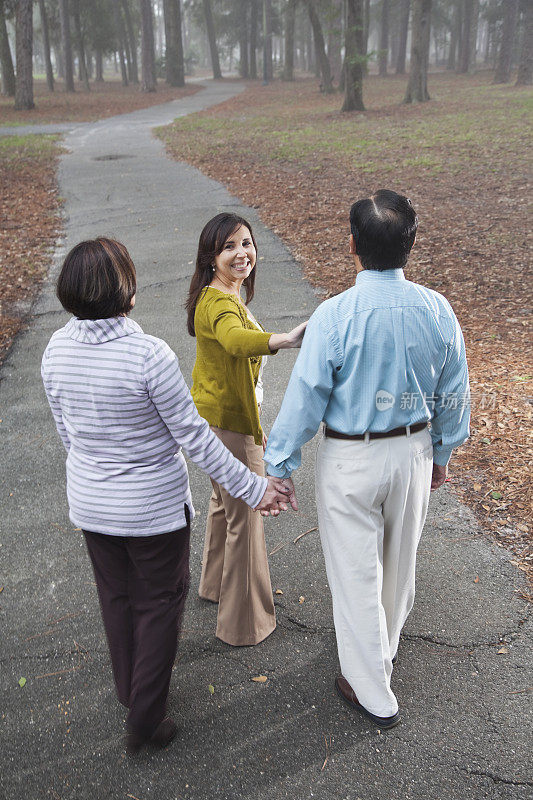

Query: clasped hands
left=255, top=476, right=298, bottom=517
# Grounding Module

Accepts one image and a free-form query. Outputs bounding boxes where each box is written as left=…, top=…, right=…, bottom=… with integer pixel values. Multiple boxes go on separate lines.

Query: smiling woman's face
left=213, top=225, right=256, bottom=288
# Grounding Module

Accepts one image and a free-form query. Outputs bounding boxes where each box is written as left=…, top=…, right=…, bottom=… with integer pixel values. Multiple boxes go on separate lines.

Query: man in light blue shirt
left=265, top=190, right=470, bottom=729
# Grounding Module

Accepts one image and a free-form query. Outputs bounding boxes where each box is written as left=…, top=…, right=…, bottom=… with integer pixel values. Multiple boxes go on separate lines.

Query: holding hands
left=256, top=476, right=299, bottom=517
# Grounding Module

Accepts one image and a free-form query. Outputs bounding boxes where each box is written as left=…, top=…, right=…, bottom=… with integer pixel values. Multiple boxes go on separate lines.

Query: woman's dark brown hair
left=185, top=213, right=257, bottom=337
left=56, top=237, right=137, bottom=320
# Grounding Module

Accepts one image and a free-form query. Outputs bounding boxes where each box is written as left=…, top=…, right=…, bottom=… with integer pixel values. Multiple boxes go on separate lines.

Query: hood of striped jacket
left=64, top=317, right=143, bottom=344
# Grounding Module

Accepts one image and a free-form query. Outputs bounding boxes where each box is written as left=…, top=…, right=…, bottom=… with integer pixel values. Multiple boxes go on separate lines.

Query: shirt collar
left=355, top=268, right=406, bottom=285
left=64, top=316, right=143, bottom=344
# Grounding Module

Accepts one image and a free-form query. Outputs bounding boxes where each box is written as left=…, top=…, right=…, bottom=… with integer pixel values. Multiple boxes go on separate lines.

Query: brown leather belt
left=324, top=421, right=428, bottom=441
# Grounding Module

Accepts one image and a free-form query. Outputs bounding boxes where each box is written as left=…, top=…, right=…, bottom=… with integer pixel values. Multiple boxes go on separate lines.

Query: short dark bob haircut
left=350, top=189, right=418, bottom=271
left=185, top=212, right=257, bottom=337
left=56, top=237, right=137, bottom=320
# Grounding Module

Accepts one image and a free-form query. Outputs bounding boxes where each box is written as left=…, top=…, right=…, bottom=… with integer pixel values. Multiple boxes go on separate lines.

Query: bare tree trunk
left=38, top=0, right=54, bottom=91
left=447, top=0, right=459, bottom=69
left=163, top=0, right=185, bottom=85
left=516, top=0, right=532, bottom=84
left=238, top=0, right=249, bottom=77
left=379, top=0, right=390, bottom=75
left=467, top=0, right=479, bottom=72
left=140, top=0, right=157, bottom=90
left=72, top=0, right=89, bottom=90
left=404, top=0, right=431, bottom=103
left=95, top=47, right=104, bottom=81
left=306, top=0, right=333, bottom=91
left=455, top=0, right=464, bottom=71
left=494, top=0, right=518, bottom=82
left=327, top=0, right=343, bottom=83
left=395, top=0, right=410, bottom=74
left=342, top=0, right=365, bottom=111
left=203, top=0, right=221, bottom=78
left=249, top=0, right=258, bottom=78
left=121, top=0, right=139, bottom=83
left=59, top=0, right=75, bottom=91
left=56, top=44, right=64, bottom=78
left=263, top=0, right=273, bottom=81
left=283, top=0, right=296, bottom=80
left=14, top=0, right=34, bottom=109
left=458, top=0, right=473, bottom=72
left=113, top=0, right=129, bottom=85
left=122, top=16, right=134, bottom=81
left=0, top=0, right=16, bottom=96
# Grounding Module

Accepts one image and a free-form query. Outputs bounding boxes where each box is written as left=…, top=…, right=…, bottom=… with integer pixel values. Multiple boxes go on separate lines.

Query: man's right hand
left=255, top=476, right=292, bottom=516
left=431, top=463, right=448, bottom=490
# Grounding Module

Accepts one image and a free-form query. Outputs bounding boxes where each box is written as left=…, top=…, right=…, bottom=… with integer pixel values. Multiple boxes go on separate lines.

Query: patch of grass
left=0, top=133, right=61, bottom=158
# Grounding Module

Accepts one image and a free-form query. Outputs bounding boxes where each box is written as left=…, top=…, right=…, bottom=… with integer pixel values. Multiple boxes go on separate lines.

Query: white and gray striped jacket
left=41, top=316, right=267, bottom=536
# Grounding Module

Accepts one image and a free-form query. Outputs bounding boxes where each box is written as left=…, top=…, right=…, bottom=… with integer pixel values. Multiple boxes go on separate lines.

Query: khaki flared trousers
left=198, top=427, right=276, bottom=646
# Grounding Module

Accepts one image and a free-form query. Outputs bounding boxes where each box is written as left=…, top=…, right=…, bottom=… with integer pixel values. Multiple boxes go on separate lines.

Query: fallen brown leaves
left=0, top=135, right=63, bottom=361
left=0, top=78, right=200, bottom=125
left=160, top=72, right=532, bottom=587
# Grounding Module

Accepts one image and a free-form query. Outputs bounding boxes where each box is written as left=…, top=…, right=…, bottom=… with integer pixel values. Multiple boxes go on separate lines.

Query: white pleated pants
left=316, top=426, right=433, bottom=717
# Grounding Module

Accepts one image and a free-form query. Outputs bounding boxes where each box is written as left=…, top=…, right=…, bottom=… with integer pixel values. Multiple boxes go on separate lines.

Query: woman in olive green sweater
left=186, top=213, right=306, bottom=646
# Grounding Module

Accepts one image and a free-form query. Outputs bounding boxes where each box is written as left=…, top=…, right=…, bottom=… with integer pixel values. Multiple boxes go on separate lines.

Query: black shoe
left=126, top=716, right=178, bottom=755
left=335, top=676, right=401, bottom=729
left=392, top=653, right=398, bottom=665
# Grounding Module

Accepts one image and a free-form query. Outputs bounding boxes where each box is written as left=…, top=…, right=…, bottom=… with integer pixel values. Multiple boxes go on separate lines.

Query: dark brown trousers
left=83, top=511, right=190, bottom=738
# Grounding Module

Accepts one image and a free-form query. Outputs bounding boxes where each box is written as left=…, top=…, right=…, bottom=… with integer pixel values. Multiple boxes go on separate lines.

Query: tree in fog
left=164, top=0, right=185, bottom=86
left=378, top=0, right=390, bottom=76
left=306, top=0, right=333, bottom=92
left=516, top=0, right=532, bottom=85
left=140, top=0, right=157, bottom=90
left=72, top=0, right=90, bottom=90
left=202, top=0, right=221, bottom=78
left=282, top=0, right=296, bottom=80
left=0, top=0, right=15, bottom=96
left=14, top=0, right=34, bottom=109
left=493, top=0, right=519, bottom=83
left=396, top=0, right=410, bottom=74
left=122, top=0, right=139, bottom=83
left=59, top=0, right=75, bottom=91
left=38, top=0, right=54, bottom=91
left=404, top=0, right=432, bottom=102
left=342, top=0, right=365, bottom=111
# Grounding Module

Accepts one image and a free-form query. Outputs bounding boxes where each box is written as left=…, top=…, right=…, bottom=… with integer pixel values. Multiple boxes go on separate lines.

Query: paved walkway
left=1, top=83, right=531, bottom=800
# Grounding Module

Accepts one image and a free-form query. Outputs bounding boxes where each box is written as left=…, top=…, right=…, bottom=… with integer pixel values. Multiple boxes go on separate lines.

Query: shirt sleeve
left=431, top=313, right=470, bottom=466
left=144, top=339, right=267, bottom=508
left=41, top=348, right=71, bottom=453
left=209, top=296, right=275, bottom=358
left=264, top=311, right=337, bottom=478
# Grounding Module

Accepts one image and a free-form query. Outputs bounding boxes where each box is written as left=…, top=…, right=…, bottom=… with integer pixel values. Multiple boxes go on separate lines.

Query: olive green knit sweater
left=191, top=287, right=277, bottom=445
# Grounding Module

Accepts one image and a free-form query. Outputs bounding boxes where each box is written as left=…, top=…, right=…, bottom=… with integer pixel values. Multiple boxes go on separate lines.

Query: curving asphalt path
left=0, top=81, right=531, bottom=800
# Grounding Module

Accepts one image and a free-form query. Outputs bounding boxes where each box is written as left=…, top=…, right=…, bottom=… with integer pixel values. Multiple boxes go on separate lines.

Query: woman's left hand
left=262, top=432, right=268, bottom=452
left=268, top=320, right=308, bottom=352
left=286, top=321, right=308, bottom=348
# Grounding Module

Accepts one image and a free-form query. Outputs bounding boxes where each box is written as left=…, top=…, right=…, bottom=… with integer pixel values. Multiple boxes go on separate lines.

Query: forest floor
left=157, top=71, right=532, bottom=587
left=0, top=77, right=200, bottom=125
left=0, top=134, right=63, bottom=362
